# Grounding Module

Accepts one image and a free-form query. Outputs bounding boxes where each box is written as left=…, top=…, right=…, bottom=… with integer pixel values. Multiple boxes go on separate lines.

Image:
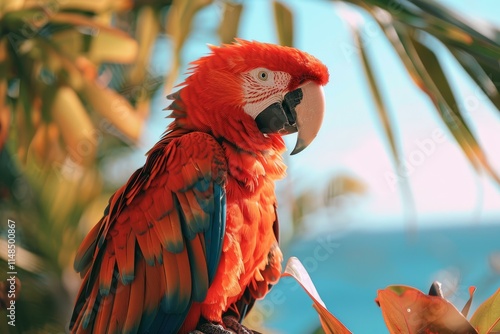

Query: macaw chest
left=224, top=175, right=279, bottom=276
left=219, top=145, right=285, bottom=285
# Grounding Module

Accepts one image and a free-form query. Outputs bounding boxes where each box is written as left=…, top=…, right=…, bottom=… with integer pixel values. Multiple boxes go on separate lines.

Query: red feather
left=70, top=131, right=228, bottom=333
left=124, top=258, right=146, bottom=332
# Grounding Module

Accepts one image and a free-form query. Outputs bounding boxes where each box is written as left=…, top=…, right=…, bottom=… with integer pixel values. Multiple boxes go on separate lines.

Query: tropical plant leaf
left=87, top=29, right=138, bottom=64
left=407, top=0, right=500, bottom=57
left=49, top=13, right=138, bottom=64
left=345, top=0, right=500, bottom=190
left=218, top=1, right=243, bottom=44
left=52, top=86, right=97, bottom=166
left=0, top=0, right=131, bottom=14
left=1, top=8, right=48, bottom=33
left=127, top=5, right=159, bottom=87
left=0, top=0, right=25, bottom=16
left=28, top=122, right=64, bottom=168
left=324, top=174, right=366, bottom=205
left=354, top=0, right=500, bottom=58
left=59, top=50, right=87, bottom=90
left=58, top=0, right=132, bottom=13
left=462, top=286, right=477, bottom=318
left=82, top=78, right=144, bottom=143
left=470, top=288, right=500, bottom=334
left=404, top=30, right=473, bottom=133
left=49, top=29, right=87, bottom=61
left=367, top=10, right=500, bottom=184
left=273, top=0, right=294, bottom=47
left=1, top=30, right=13, bottom=151
left=350, top=18, right=415, bottom=227
left=281, top=257, right=351, bottom=334
left=398, top=29, right=500, bottom=185
left=376, top=285, right=478, bottom=334
left=15, top=73, right=36, bottom=162
left=354, top=29, right=397, bottom=157
left=0, top=78, right=8, bottom=151
left=366, top=8, right=427, bottom=91
left=0, top=27, right=8, bottom=66
left=165, top=0, right=213, bottom=93
left=449, top=49, right=500, bottom=110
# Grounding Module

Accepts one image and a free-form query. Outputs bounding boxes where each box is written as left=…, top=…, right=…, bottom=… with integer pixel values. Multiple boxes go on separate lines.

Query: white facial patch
left=241, top=68, right=291, bottom=119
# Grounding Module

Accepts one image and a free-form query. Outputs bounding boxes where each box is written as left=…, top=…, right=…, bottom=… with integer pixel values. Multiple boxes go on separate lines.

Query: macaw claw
left=223, top=316, right=262, bottom=334
left=190, top=316, right=262, bottom=334
left=189, top=322, right=230, bottom=334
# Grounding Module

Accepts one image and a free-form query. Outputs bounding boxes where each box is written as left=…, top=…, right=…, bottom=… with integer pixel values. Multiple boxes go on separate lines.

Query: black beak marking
left=255, top=88, right=303, bottom=134
left=283, top=88, right=303, bottom=126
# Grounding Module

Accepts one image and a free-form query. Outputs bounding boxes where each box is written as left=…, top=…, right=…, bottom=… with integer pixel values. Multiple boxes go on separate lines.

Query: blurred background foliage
left=0, top=0, right=498, bottom=333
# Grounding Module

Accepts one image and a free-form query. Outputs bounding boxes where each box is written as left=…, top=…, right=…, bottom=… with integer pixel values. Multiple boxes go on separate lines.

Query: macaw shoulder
left=74, top=131, right=229, bottom=277
left=162, top=132, right=228, bottom=188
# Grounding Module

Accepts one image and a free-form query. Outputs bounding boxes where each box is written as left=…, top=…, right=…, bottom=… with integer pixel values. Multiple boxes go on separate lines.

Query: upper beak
left=255, top=81, right=326, bottom=155
left=290, top=81, right=325, bottom=155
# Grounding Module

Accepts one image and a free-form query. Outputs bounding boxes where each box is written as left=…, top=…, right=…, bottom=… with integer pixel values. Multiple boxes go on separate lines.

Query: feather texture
left=70, top=131, right=227, bottom=334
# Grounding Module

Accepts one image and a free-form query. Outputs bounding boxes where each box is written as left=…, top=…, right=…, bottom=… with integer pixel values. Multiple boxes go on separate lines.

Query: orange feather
left=110, top=278, right=132, bottom=332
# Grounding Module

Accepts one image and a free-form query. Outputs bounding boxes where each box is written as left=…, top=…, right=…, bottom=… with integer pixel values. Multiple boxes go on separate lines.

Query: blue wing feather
left=205, top=184, right=226, bottom=283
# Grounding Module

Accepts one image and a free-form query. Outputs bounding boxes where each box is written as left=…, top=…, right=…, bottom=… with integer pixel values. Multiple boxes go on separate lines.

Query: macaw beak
left=255, top=81, right=325, bottom=155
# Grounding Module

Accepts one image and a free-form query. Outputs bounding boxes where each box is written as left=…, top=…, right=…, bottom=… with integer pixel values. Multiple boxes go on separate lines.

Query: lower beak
left=255, top=81, right=326, bottom=155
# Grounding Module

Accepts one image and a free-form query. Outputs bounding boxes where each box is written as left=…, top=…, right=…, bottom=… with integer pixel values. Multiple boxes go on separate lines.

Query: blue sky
left=233, top=0, right=500, bottom=231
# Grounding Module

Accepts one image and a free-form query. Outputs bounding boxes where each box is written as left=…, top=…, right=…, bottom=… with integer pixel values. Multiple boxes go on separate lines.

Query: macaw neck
left=166, top=87, right=288, bottom=158
left=164, top=87, right=288, bottom=193
left=159, top=122, right=287, bottom=198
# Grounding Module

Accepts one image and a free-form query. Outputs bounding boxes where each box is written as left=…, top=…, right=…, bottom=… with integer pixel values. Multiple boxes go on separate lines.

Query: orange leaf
left=58, top=0, right=132, bottom=13
left=376, top=285, right=477, bottom=334
left=82, top=79, right=144, bottom=143
left=50, top=13, right=138, bottom=64
left=52, top=86, right=97, bottom=166
left=0, top=79, right=9, bottom=151
left=281, top=257, right=351, bottom=334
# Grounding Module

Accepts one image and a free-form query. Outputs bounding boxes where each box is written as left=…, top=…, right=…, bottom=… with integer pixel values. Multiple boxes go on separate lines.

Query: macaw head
left=168, top=39, right=329, bottom=155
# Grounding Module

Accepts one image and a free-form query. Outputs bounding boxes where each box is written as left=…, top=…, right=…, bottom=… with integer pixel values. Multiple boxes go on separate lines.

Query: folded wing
left=70, top=131, right=227, bottom=334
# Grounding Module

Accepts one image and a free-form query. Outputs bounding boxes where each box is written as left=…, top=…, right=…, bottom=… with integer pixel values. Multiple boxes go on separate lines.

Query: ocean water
left=257, top=224, right=500, bottom=334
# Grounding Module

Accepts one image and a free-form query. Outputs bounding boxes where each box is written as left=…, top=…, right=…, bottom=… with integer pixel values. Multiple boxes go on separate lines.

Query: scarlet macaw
left=70, top=40, right=329, bottom=334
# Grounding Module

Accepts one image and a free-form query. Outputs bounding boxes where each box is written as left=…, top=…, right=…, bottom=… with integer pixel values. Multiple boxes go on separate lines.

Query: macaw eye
left=257, top=71, right=269, bottom=81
